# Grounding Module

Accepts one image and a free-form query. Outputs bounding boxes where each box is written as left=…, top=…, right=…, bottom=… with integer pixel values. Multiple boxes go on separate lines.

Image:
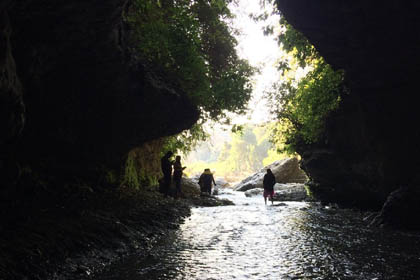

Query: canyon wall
left=1, top=1, right=199, bottom=187
left=276, top=1, right=420, bottom=216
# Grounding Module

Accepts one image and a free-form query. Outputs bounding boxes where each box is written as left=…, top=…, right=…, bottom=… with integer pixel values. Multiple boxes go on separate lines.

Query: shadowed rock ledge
left=1, top=0, right=199, bottom=184
left=1, top=2, right=201, bottom=278
left=276, top=1, right=420, bottom=228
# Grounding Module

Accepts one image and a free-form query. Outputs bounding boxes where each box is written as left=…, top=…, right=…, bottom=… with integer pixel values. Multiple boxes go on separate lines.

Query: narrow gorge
left=1, top=0, right=420, bottom=279
left=276, top=0, right=420, bottom=229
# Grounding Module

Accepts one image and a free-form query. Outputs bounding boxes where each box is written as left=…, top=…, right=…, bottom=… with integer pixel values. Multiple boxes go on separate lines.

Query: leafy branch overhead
left=127, top=0, right=255, bottom=122
left=262, top=5, right=345, bottom=154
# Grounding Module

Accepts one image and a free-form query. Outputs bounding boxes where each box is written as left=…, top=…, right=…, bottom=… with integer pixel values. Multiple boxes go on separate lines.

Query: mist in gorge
left=183, top=123, right=288, bottom=182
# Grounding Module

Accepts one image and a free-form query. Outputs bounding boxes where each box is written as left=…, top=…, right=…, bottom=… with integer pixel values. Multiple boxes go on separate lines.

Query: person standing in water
left=173, top=155, right=186, bottom=198
left=263, top=168, right=276, bottom=205
left=160, top=151, right=174, bottom=197
left=198, top=168, right=217, bottom=195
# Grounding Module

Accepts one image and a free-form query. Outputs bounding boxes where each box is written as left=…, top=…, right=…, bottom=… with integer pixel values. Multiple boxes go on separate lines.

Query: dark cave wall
left=0, top=10, right=24, bottom=148
left=276, top=0, right=420, bottom=209
left=0, top=1, right=199, bottom=185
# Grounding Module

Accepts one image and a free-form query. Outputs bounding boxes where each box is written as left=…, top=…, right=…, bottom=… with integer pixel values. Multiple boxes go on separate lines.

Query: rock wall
left=0, top=1, right=199, bottom=187
left=0, top=9, right=25, bottom=185
left=276, top=1, right=420, bottom=210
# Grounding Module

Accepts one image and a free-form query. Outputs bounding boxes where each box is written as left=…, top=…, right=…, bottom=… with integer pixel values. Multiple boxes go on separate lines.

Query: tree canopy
left=184, top=123, right=288, bottom=179
left=264, top=7, right=345, bottom=154
left=127, top=0, right=255, bottom=123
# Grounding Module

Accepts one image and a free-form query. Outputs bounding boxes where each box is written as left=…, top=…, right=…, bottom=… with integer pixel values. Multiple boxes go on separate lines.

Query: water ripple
left=95, top=189, right=420, bottom=280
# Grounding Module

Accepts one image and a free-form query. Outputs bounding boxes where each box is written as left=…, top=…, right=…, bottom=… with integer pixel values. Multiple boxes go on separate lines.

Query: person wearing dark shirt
left=160, top=151, right=173, bottom=197
left=198, top=168, right=216, bottom=195
left=263, top=168, right=276, bottom=205
left=173, top=155, right=186, bottom=198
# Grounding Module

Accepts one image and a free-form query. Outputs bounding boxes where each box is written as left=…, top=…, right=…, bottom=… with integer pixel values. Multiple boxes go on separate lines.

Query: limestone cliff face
left=276, top=1, right=420, bottom=209
left=0, top=1, right=199, bottom=184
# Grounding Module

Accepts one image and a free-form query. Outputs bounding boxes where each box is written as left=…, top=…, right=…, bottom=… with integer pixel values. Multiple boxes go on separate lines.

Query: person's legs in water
left=163, top=174, right=171, bottom=197
left=263, top=190, right=267, bottom=205
left=174, top=177, right=181, bottom=198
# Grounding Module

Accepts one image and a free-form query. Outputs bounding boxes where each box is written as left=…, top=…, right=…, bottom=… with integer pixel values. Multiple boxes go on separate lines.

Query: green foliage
left=263, top=148, right=287, bottom=166
left=162, top=124, right=209, bottom=155
left=184, top=123, right=288, bottom=179
left=277, top=17, right=318, bottom=68
left=269, top=59, right=344, bottom=152
left=121, top=150, right=160, bottom=190
left=251, top=1, right=345, bottom=153
left=104, top=169, right=118, bottom=185
left=127, top=0, right=255, bottom=123
left=122, top=153, right=140, bottom=189
left=263, top=13, right=344, bottom=153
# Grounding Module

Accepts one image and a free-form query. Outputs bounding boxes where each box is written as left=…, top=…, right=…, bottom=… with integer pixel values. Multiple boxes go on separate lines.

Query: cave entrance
left=182, top=1, right=309, bottom=188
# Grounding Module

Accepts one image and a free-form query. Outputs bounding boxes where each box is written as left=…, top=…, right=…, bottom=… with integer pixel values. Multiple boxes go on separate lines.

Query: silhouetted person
left=173, top=155, right=186, bottom=198
left=161, top=151, right=173, bottom=197
left=198, top=168, right=216, bottom=195
left=263, top=168, right=276, bottom=205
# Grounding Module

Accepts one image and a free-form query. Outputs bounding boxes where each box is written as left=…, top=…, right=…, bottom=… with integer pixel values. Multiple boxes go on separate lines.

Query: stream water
left=95, top=188, right=420, bottom=280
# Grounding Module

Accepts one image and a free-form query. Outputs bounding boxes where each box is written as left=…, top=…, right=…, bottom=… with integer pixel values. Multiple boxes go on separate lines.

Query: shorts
left=263, top=190, right=274, bottom=198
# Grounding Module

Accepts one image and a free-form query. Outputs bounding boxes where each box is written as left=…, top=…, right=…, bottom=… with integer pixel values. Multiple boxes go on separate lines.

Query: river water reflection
left=96, top=188, right=420, bottom=280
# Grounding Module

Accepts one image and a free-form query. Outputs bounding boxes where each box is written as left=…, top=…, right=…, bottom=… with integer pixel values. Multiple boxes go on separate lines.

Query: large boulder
left=215, top=177, right=230, bottom=188
left=244, top=188, right=263, bottom=197
left=244, top=183, right=308, bottom=202
left=234, top=158, right=307, bottom=192
left=181, top=177, right=201, bottom=192
left=273, top=183, right=308, bottom=202
left=370, top=186, right=420, bottom=230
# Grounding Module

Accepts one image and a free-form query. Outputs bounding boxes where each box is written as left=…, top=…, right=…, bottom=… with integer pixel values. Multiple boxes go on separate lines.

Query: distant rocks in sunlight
left=181, top=177, right=201, bottom=191
left=180, top=177, right=234, bottom=207
left=215, top=177, right=230, bottom=188
left=190, top=195, right=235, bottom=207
left=244, top=183, right=309, bottom=202
left=234, top=158, right=308, bottom=192
left=243, top=188, right=264, bottom=197
left=273, top=184, right=309, bottom=202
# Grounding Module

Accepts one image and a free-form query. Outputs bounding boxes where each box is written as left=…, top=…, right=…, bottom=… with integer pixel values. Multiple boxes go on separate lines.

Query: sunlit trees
left=265, top=15, right=345, bottom=153
left=253, top=2, right=345, bottom=154
left=128, top=0, right=255, bottom=153
left=184, top=124, right=287, bottom=179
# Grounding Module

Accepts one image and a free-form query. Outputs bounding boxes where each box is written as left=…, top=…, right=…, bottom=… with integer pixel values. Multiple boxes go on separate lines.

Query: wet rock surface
left=0, top=187, right=190, bottom=280
left=244, top=183, right=309, bottom=202
left=234, top=158, right=307, bottom=192
left=370, top=186, right=420, bottom=230
left=190, top=194, right=234, bottom=207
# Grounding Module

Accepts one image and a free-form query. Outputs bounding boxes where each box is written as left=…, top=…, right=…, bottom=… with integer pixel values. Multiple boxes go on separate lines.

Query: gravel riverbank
left=0, top=183, right=232, bottom=280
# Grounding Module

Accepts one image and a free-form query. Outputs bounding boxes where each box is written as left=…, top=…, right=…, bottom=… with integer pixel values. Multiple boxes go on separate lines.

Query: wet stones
left=244, top=183, right=309, bottom=202
left=370, top=186, right=420, bottom=230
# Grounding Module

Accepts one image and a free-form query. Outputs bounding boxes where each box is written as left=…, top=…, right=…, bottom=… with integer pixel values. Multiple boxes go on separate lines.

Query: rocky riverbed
left=92, top=190, right=420, bottom=280
left=234, top=158, right=307, bottom=192
left=0, top=180, right=233, bottom=280
left=244, top=183, right=310, bottom=202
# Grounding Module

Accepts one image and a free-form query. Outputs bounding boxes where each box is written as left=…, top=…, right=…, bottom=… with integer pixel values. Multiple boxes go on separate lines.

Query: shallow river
left=95, top=188, right=420, bottom=280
